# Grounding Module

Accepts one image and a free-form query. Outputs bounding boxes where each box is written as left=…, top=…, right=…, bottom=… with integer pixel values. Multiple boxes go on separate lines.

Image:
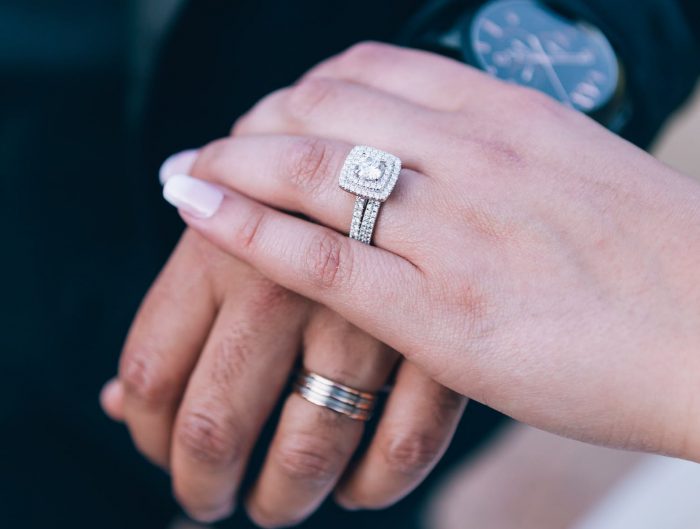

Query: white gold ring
left=339, top=145, right=401, bottom=245
left=294, top=369, right=377, bottom=421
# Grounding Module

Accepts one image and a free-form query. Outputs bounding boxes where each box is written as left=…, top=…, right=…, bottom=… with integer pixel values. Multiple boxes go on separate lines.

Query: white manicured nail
left=159, top=149, right=198, bottom=184
left=163, top=174, right=223, bottom=219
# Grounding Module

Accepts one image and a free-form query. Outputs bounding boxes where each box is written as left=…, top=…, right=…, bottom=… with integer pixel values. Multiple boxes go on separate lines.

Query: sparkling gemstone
left=356, top=156, right=383, bottom=181
left=339, top=146, right=401, bottom=201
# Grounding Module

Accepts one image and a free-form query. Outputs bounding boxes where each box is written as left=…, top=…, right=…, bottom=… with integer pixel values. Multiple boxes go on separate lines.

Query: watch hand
left=548, top=51, right=595, bottom=66
left=526, top=35, right=572, bottom=105
left=520, top=51, right=593, bottom=66
left=521, top=63, right=535, bottom=82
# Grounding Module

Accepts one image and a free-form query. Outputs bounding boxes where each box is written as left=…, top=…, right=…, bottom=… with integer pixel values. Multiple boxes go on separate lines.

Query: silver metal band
left=293, top=369, right=377, bottom=421
left=339, top=146, right=401, bottom=246
left=349, top=197, right=381, bottom=245
left=349, top=197, right=368, bottom=241
left=358, top=199, right=380, bottom=245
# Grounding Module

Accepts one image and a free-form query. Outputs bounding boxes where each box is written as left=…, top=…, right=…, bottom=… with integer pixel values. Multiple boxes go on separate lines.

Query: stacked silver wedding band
left=340, top=146, right=401, bottom=245
left=294, top=370, right=377, bottom=421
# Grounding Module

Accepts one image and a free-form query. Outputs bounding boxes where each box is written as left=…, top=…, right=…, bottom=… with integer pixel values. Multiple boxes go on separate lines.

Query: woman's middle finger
left=232, top=77, right=447, bottom=173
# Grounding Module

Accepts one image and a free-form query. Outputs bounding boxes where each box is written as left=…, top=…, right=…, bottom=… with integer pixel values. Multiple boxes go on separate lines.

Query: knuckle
left=248, top=276, right=295, bottom=314
left=210, top=329, right=255, bottom=387
left=119, top=347, right=173, bottom=406
left=233, top=203, right=267, bottom=251
left=285, top=137, right=334, bottom=197
left=381, top=432, right=444, bottom=476
left=340, top=41, right=394, bottom=66
left=229, top=106, right=260, bottom=137
left=230, top=114, right=248, bottom=136
left=507, top=85, right=567, bottom=121
left=177, top=407, right=241, bottom=466
left=305, top=231, right=352, bottom=289
left=192, top=137, right=232, bottom=177
left=274, top=434, right=342, bottom=483
left=287, top=77, right=338, bottom=121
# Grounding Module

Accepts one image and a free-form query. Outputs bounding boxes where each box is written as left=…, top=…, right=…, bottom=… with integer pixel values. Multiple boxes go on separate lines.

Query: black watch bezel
left=399, top=0, right=630, bottom=130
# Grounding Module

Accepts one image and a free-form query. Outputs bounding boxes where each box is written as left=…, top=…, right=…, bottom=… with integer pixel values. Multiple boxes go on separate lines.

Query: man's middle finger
left=170, top=284, right=307, bottom=522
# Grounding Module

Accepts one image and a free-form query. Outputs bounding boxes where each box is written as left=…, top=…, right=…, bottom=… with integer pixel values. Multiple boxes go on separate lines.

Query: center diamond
left=356, top=157, right=384, bottom=181
left=339, top=145, right=401, bottom=202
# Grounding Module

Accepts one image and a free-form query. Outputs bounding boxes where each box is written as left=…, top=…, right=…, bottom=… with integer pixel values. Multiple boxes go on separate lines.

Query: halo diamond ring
left=339, top=146, right=401, bottom=245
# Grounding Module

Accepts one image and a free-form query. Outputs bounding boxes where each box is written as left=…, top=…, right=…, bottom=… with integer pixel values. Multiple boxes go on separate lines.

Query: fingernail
left=187, top=502, right=235, bottom=523
left=334, top=494, right=360, bottom=511
left=159, top=149, right=199, bottom=185
left=163, top=174, right=223, bottom=219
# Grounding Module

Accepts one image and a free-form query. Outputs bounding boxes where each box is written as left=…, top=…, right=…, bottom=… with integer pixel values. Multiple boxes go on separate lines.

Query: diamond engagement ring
left=339, top=146, right=401, bottom=245
left=294, top=369, right=377, bottom=421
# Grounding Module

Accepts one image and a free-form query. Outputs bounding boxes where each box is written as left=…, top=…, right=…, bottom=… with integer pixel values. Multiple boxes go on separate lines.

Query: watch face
left=469, top=0, right=619, bottom=113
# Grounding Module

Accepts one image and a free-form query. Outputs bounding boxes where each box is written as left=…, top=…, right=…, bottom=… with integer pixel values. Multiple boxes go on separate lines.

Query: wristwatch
left=400, top=0, right=631, bottom=131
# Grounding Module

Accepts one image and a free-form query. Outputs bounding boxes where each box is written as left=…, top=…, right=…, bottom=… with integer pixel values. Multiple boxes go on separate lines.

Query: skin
left=106, top=42, right=700, bottom=525
left=165, top=43, right=700, bottom=464
left=103, top=49, right=470, bottom=525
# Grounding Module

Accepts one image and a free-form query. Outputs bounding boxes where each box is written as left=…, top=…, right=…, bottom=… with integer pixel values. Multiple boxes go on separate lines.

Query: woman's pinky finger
left=162, top=174, right=422, bottom=352
left=335, top=361, right=467, bottom=510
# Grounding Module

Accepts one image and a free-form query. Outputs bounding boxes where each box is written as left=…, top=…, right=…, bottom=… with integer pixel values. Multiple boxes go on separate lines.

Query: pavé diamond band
left=339, top=145, right=401, bottom=245
left=294, top=369, right=377, bottom=421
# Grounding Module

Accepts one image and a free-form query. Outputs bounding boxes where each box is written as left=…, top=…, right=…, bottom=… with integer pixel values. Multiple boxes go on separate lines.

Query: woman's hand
left=163, top=43, right=700, bottom=462
left=103, top=155, right=466, bottom=526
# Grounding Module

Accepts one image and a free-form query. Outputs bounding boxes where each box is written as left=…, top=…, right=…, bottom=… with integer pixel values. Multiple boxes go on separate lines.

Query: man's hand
left=102, top=157, right=466, bottom=525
